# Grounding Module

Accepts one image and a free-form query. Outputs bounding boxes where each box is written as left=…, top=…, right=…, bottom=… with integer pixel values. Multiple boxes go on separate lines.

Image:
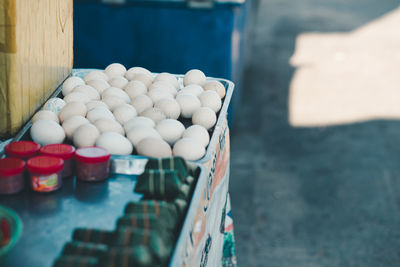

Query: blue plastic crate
left=73, top=0, right=249, bottom=124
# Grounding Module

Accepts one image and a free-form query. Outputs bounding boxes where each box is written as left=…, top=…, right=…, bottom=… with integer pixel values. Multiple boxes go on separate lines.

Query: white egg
left=203, top=80, right=225, bottom=99
left=136, top=137, right=172, bottom=158
left=86, top=79, right=110, bottom=94
left=84, top=70, right=109, bottom=82
left=132, top=73, right=153, bottom=87
left=124, top=80, right=147, bottom=100
left=42, top=97, right=66, bottom=114
left=113, top=104, right=137, bottom=125
left=62, top=115, right=90, bottom=139
left=147, top=89, right=173, bottom=103
left=108, top=76, right=129, bottom=89
left=86, top=106, right=115, bottom=123
left=154, top=73, right=179, bottom=89
left=73, top=124, right=100, bottom=148
left=86, top=100, right=109, bottom=111
left=126, top=126, right=162, bottom=147
left=104, top=63, right=127, bottom=79
left=72, top=85, right=100, bottom=100
left=192, top=107, right=217, bottom=130
left=175, top=93, right=201, bottom=118
left=149, top=81, right=177, bottom=96
left=183, top=69, right=206, bottom=86
left=173, top=138, right=205, bottom=161
left=96, top=132, right=133, bottom=155
left=131, top=95, right=153, bottom=114
left=94, top=118, right=125, bottom=135
left=30, top=120, right=66, bottom=146
left=32, top=110, right=59, bottom=124
left=199, top=90, right=222, bottom=113
left=102, top=87, right=130, bottom=103
left=63, top=92, right=91, bottom=104
left=180, top=84, right=204, bottom=97
left=125, top=67, right=152, bottom=80
left=124, top=116, right=155, bottom=133
left=102, top=96, right=126, bottom=111
left=140, top=107, right=166, bottom=123
left=156, top=119, right=185, bottom=146
left=182, top=125, right=210, bottom=148
left=59, top=101, right=88, bottom=123
left=154, top=98, right=180, bottom=120
left=62, top=76, right=85, bottom=96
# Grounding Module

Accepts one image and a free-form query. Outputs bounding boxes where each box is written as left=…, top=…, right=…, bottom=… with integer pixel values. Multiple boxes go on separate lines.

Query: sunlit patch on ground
left=289, top=8, right=400, bottom=127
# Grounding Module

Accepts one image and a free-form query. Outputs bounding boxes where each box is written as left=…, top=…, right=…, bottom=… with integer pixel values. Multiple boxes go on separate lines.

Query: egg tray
left=0, top=69, right=234, bottom=266
left=0, top=69, right=234, bottom=175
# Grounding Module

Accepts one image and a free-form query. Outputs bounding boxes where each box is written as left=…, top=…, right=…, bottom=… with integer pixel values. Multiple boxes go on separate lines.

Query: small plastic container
left=27, top=156, right=63, bottom=193
left=74, top=147, right=110, bottom=182
left=40, top=144, right=75, bottom=178
left=0, top=158, right=25, bottom=195
left=4, top=141, right=40, bottom=160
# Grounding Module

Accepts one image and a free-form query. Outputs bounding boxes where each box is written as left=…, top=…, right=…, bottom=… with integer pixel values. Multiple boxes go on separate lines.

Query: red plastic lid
left=75, top=147, right=110, bottom=164
left=4, top=141, right=40, bottom=158
left=40, top=144, right=76, bottom=160
left=27, top=156, right=64, bottom=175
left=0, top=158, right=25, bottom=176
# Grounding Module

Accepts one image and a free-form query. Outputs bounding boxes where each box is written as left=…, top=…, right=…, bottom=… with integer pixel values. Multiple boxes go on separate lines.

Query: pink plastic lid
left=75, top=147, right=110, bottom=164
left=27, top=156, right=64, bottom=175
left=5, top=141, right=40, bottom=159
left=0, top=158, right=25, bottom=176
left=40, top=144, right=76, bottom=160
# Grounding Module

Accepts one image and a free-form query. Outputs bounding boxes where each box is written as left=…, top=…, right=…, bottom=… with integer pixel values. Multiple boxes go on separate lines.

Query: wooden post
left=0, top=0, right=73, bottom=138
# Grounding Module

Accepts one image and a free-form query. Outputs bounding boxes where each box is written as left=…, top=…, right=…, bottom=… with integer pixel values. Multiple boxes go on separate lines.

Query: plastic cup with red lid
left=40, top=144, right=76, bottom=178
left=0, top=158, right=26, bottom=195
left=74, top=147, right=110, bottom=182
left=27, top=156, right=63, bottom=193
left=4, top=141, right=40, bottom=160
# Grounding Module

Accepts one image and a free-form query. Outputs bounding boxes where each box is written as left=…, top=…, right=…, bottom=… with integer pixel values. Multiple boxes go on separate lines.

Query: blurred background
left=73, top=0, right=400, bottom=265
left=74, top=0, right=251, bottom=125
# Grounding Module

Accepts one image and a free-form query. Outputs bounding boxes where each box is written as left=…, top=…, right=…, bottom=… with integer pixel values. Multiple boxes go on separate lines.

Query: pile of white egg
left=30, top=63, right=226, bottom=161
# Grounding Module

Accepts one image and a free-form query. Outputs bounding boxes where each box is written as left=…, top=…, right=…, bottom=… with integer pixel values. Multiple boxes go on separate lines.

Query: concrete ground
left=230, top=0, right=400, bottom=266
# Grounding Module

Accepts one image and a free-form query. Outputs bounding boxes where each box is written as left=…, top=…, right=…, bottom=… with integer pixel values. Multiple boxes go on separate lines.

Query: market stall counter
left=0, top=69, right=236, bottom=266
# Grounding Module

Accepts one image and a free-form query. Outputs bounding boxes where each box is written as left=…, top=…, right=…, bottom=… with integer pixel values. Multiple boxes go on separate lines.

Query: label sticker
left=31, top=174, right=59, bottom=192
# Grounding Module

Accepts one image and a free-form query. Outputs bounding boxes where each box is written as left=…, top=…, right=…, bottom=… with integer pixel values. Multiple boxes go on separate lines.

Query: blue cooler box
left=73, top=0, right=249, bottom=124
